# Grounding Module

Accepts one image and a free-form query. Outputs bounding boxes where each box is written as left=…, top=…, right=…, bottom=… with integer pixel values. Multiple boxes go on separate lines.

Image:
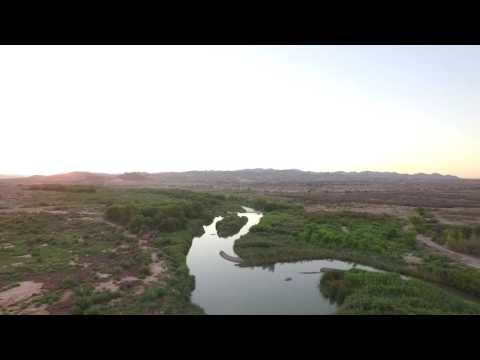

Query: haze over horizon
left=1, top=46, right=479, bottom=178
left=2, top=168, right=471, bottom=181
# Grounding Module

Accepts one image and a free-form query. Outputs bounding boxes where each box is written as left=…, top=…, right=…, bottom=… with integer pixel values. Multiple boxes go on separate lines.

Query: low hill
left=0, top=174, right=25, bottom=179
left=0, top=169, right=462, bottom=186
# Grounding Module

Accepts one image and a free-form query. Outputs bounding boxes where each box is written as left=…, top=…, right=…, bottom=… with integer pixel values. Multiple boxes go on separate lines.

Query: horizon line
left=3, top=168, right=479, bottom=180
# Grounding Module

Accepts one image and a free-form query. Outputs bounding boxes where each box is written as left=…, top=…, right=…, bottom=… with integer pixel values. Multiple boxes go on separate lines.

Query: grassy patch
left=72, top=286, right=120, bottom=315
left=0, top=212, right=136, bottom=278
left=320, top=269, right=480, bottom=314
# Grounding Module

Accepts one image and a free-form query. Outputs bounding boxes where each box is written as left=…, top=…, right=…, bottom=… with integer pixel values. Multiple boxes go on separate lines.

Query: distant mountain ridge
left=0, top=169, right=462, bottom=185
left=0, top=174, right=26, bottom=179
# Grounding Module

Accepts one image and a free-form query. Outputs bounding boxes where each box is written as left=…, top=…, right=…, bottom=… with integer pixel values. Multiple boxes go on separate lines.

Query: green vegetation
left=249, top=197, right=302, bottom=213
left=105, top=202, right=208, bottom=234
left=28, top=184, right=97, bottom=193
left=320, top=269, right=480, bottom=314
left=103, top=189, right=246, bottom=237
left=0, top=186, right=244, bottom=314
left=416, top=254, right=480, bottom=298
left=0, top=212, right=139, bottom=278
left=32, top=290, right=63, bottom=306
left=236, top=207, right=480, bottom=300
left=411, top=208, right=480, bottom=256
left=236, top=209, right=415, bottom=267
left=216, top=214, right=248, bottom=237
left=90, top=190, right=243, bottom=314
left=72, top=285, right=120, bottom=315
left=4, top=182, right=480, bottom=315
left=298, top=212, right=416, bottom=256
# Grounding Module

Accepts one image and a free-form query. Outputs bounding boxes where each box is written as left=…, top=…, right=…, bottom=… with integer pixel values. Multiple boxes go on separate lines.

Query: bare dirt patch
left=430, top=207, right=480, bottom=226
left=119, top=276, right=140, bottom=283
left=96, top=272, right=112, bottom=279
left=0, top=281, right=43, bottom=308
left=144, top=252, right=167, bottom=284
left=305, top=203, right=416, bottom=219
left=95, top=280, right=119, bottom=292
left=403, top=254, right=424, bottom=265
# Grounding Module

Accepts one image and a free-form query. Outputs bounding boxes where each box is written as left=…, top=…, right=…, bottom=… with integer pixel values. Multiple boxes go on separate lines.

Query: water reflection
left=186, top=208, right=376, bottom=315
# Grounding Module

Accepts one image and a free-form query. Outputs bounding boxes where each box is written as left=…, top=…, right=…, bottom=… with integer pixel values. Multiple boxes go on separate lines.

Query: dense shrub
left=297, top=214, right=415, bottom=257
left=28, top=184, right=96, bottom=193
left=103, top=190, right=217, bottom=235
left=216, top=214, right=248, bottom=237
left=105, top=204, right=137, bottom=226
left=251, top=198, right=300, bottom=212
left=320, top=269, right=480, bottom=315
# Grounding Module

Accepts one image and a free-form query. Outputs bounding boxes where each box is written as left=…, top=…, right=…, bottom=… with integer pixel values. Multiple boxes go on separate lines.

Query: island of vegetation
left=216, top=214, right=248, bottom=238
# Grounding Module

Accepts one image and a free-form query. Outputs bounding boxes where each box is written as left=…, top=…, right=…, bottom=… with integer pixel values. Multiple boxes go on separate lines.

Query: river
left=186, top=207, right=378, bottom=314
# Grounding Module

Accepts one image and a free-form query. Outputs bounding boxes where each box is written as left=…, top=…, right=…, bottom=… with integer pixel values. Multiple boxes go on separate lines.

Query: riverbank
left=320, top=269, right=480, bottom=314
left=0, top=186, right=244, bottom=314
left=234, top=205, right=480, bottom=310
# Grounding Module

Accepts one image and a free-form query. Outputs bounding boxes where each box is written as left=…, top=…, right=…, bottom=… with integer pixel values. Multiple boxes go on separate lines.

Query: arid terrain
left=4, top=170, right=480, bottom=225
left=1, top=169, right=480, bottom=314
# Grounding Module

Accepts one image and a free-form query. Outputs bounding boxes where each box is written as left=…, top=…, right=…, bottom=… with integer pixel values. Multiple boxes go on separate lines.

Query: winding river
left=186, top=207, right=377, bottom=314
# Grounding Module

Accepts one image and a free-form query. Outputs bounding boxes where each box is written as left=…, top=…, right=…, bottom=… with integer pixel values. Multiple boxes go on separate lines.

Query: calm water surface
left=186, top=207, right=377, bottom=314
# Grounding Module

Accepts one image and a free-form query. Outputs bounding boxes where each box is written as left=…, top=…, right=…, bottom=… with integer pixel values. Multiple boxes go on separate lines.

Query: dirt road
left=416, top=234, right=480, bottom=269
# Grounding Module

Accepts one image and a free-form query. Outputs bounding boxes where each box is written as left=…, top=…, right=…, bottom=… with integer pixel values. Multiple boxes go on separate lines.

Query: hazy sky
left=1, top=46, right=478, bottom=178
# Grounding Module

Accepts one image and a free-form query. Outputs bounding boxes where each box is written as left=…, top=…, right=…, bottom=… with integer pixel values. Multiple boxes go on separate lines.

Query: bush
left=72, top=286, right=118, bottom=315
left=141, top=287, right=167, bottom=303
left=105, top=204, right=137, bottom=226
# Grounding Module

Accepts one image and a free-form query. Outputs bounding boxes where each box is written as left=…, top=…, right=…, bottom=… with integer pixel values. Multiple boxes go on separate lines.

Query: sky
left=0, top=45, right=478, bottom=178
